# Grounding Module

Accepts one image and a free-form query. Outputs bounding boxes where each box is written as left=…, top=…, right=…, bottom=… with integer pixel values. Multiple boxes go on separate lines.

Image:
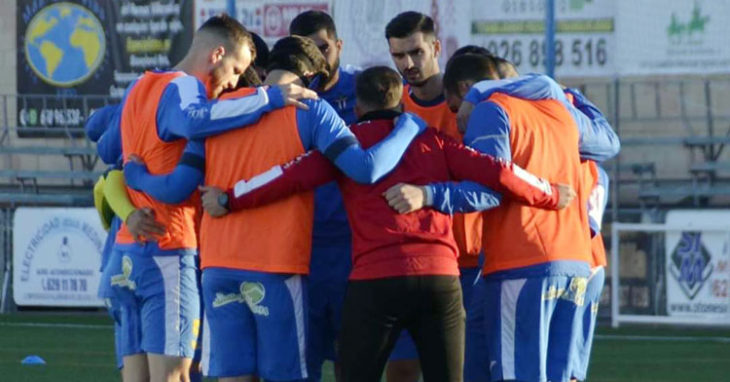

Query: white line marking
left=0, top=322, right=112, bottom=330
left=596, top=334, right=730, bottom=343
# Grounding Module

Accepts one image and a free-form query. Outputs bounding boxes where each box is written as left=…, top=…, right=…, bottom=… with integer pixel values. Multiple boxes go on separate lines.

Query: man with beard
left=288, top=11, right=360, bottom=381
left=448, top=61, right=616, bottom=382
left=105, top=15, right=318, bottom=382
left=384, top=13, right=493, bottom=381
left=121, top=35, right=428, bottom=381
left=198, top=65, right=576, bottom=382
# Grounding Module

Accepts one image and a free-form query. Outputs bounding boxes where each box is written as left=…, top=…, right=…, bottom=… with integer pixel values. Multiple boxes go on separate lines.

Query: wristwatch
left=217, top=192, right=229, bottom=210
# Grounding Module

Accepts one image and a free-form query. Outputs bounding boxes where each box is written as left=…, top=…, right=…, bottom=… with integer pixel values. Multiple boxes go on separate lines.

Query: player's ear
left=210, top=46, right=226, bottom=64
left=432, top=38, right=441, bottom=59
left=336, top=39, right=343, bottom=54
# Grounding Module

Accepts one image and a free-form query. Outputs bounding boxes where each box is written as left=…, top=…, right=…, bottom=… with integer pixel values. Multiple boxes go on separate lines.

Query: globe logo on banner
left=669, top=232, right=714, bottom=299
left=24, top=2, right=106, bottom=87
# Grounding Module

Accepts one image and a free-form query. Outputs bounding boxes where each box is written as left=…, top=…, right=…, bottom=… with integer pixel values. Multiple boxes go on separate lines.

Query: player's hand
left=200, top=185, right=229, bottom=218
left=555, top=183, right=577, bottom=209
left=125, top=208, right=164, bottom=243
left=383, top=183, right=428, bottom=214
left=276, top=83, right=319, bottom=110
left=456, top=101, right=475, bottom=134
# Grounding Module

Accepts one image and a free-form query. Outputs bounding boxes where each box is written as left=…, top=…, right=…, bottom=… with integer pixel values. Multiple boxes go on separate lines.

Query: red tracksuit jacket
left=226, top=110, right=563, bottom=280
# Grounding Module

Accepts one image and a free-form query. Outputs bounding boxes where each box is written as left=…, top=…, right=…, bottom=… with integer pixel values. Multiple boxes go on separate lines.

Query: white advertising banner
left=13, top=208, right=106, bottom=307
left=194, top=0, right=333, bottom=46
left=470, top=0, right=615, bottom=78
left=665, top=210, right=730, bottom=321
left=616, top=0, right=730, bottom=76
left=334, top=0, right=472, bottom=68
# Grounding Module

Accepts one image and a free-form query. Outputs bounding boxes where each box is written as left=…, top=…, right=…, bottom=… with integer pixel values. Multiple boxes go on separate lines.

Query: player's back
left=200, top=88, right=314, bottom=274
left=480, top=93, right=592, bottom=275
left=116, top=71, right=198, bottom=251
left=337, top=111, right=459, bottom=280
left=402, top=85, right=483, bottom=267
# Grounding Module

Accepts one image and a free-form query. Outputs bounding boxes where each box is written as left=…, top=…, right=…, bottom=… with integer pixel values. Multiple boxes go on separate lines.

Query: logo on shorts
left=542, top=277, right=587, bottom=306
left=211, top=281, right=269, bottom=316
left=669, top=231, right=713, bottom=299
left=242, top=282, right=269, bottom=316
left=561, top=277, right=588, bottom=307
left=110, top=255, right=136, bottom=290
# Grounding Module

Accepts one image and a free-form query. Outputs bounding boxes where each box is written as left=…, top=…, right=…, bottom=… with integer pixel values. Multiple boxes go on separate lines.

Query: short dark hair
left=356, top=66, right=403, bottom=109
left=385, top=11, right=435, bottom=40
left=198, top=14, right=253, bottom=51
left=493, top=56, right=519, bottom=79
left=234, top=66, right=263, bottom=88
left=290, top=10, right=337, bottom=38
left=451, top=45, right=493, bottom=59
left=443, top=54, right=499, bottom=94
left=268, top=36, right=329, bottom=80
left=251, top=32, right=269, bottom=69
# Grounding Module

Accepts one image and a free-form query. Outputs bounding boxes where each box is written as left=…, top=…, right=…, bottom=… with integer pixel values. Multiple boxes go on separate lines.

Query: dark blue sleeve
left=463, top=76, right=619, bottom=162
left=442, top=102, right=511, bottom=211
left=297, top=102, right=427, bottom=183
left=464, top=74, right=565, bottom=104
left=428, top=103, right=509, bottom=213
left=85, top=104, right=119, bottom=142
left=96, top=109, right=122, bottom=165
left=563, top=88, right=621, bottom=162
left=565, top=88, right=604, bottom=120
left=428, top=181, right=502, bottom=214
left=124, top=140, right=205, bottom=204
left=156, top=76, right=286, bottom=141
left=463, top=102, right=512, bottom=160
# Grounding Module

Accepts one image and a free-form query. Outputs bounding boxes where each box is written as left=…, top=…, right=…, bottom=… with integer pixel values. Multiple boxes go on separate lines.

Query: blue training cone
left=21, top=355, right=46, bottom=365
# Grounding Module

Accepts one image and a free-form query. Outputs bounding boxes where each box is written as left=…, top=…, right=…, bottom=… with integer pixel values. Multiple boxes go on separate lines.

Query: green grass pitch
left=0, top=313, right=728, bottom=381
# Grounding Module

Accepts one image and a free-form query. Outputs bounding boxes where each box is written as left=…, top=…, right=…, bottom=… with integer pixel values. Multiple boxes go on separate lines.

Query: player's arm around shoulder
left=202, top=150, right=339, bottom=218
left=303, top=102, right=426, bottom=184
left=562, top=88, right=621, bottom=162
left=123, top=139, right=205, bottom=204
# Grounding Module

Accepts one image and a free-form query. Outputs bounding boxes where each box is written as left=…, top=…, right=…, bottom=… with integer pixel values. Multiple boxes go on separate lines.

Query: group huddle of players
left=86, top=9, right=619, bottom=382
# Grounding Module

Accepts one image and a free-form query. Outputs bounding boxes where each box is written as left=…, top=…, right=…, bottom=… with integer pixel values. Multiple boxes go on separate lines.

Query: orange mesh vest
left=116, top=71, right=199, bottom=251
left=480, top=93, right=592, bottom=275
left=402, top=86, right=482, bottom=268
left=199, top=88, right=314, bottom=273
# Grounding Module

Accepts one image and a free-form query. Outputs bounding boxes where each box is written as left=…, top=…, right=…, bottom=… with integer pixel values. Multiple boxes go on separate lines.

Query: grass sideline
left=1, top=313, right=729, bottom=381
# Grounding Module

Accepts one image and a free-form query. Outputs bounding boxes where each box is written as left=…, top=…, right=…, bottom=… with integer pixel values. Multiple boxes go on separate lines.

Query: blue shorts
left=389, top=267, right=481, bottom=363
left=191, top=256, right=204, bottom=382
left=570, top=267, right=605, bottom=380
left=473, top=274, right=588, bottom=382
left=104, top=296, right=124, bottom=369
left=101, top=249, right=126, bottom=369
left=464, top=272, right=487, bottom=381
left=460, top=267, right=481, bottom=316
left=307, top=243, right=351, bottom=380
left=200, top=268, right=308, bottom=380
left=108, top=250, right=200, bottom=359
